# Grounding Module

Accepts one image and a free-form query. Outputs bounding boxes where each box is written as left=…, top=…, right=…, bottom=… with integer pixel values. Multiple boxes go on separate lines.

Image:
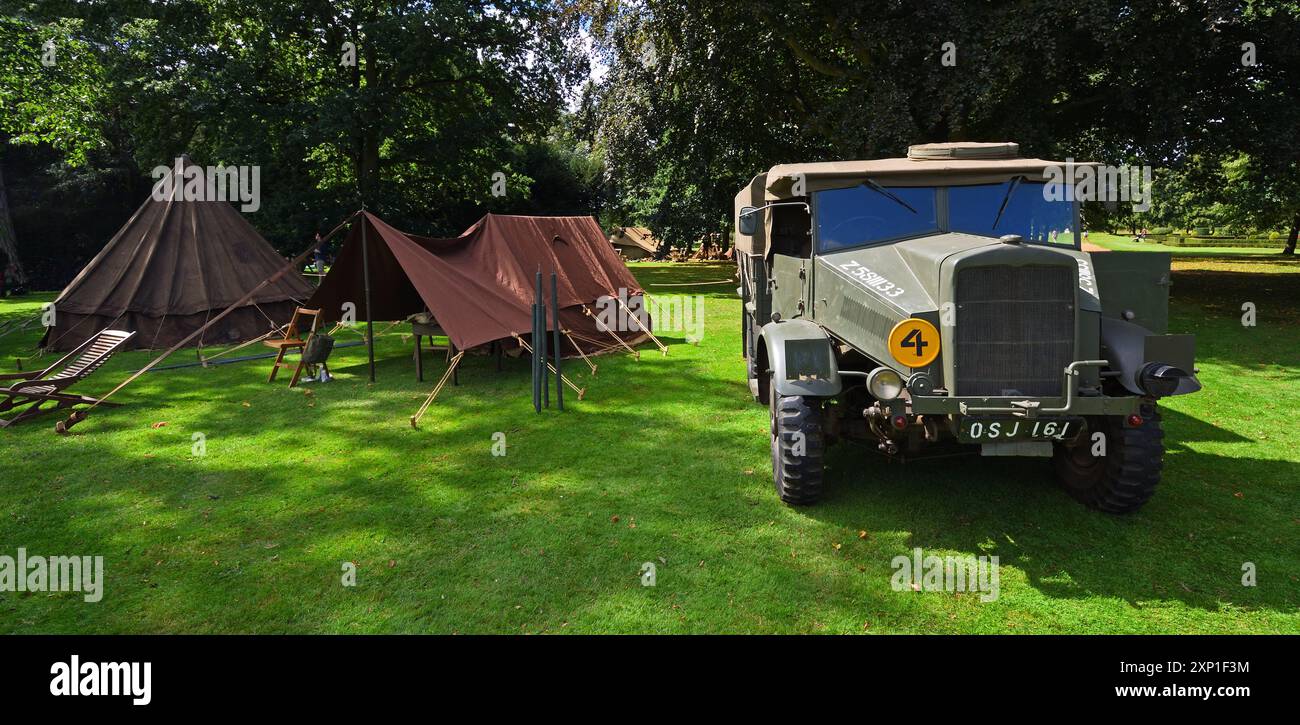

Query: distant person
left=313, top=232, right=326, bottom=276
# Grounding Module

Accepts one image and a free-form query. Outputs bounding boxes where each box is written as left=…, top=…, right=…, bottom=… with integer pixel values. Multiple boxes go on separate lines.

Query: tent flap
left=309, top=212, right=647, bottom=353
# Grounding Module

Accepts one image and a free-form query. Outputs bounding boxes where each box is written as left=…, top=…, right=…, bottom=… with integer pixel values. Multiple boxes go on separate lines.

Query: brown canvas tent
left=609, top=226, right=659, bottom=260
left=308, top=212, right=647, bottom=356
left=41, top=162, right=313, bottom=351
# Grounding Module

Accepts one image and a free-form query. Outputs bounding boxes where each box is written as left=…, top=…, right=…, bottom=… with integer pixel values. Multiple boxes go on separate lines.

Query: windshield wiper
left=991, top=176, right=1024, bottom=230
left=860, top=178, right=917, bottom=214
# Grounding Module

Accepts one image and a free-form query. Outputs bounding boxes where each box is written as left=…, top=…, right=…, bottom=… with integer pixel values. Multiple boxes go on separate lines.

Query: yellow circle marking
left=887, top=318, right=940, bottom=368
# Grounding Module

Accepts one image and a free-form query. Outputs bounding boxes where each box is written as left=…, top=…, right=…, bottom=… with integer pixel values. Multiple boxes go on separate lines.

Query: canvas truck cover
left=763, top=143, right=1100, bottom=197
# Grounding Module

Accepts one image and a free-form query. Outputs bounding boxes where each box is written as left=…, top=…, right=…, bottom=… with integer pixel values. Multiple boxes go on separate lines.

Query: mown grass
left=0, top=257, right=1295, bottom=633
left=1090, top=232, right=1291, bottom=255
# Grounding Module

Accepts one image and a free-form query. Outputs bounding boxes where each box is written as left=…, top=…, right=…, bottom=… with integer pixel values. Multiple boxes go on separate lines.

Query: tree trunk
left=1283, top=213, right=1298, bottom=255
left=0, top=161, right=27, bottom=286
left=359, top=41, right=381, bottom=205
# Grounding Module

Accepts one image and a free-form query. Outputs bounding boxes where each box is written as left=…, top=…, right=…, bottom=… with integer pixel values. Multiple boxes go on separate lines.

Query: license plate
left=958, top=417, right=1082, bottom=443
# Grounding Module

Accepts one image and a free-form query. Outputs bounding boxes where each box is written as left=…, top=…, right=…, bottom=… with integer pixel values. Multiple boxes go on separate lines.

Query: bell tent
left=40, top=162, right=314, bottom=351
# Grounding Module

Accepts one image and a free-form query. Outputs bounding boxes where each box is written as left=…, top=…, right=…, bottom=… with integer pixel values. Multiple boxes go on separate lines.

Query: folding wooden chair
left=0, top=328, right=136, bottom=428
left=264, top=307, right=328, bottom=387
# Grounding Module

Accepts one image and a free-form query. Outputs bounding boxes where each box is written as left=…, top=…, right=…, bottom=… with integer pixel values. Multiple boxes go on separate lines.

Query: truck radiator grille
left=954, top=265, right=1074, bottom=397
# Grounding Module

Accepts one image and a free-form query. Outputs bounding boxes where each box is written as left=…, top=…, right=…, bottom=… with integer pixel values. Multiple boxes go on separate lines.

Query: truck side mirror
left=738, top=207, right=758, bottom=236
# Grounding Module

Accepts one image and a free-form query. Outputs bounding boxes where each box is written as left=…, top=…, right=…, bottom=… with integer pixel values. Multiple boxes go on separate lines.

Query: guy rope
left=614, top=293, right=667, bottom=355
left=409, top=350, right=465, bottom=429
left=197, top=324, right=288, bottom=366
left=511, top=333, right=586, bottom=399
left=581, top=305, right=639, bottom=359
left=562, top=328, right=597, bottom=375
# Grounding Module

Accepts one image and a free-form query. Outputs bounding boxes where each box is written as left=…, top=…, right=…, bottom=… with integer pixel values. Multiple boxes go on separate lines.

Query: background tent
left=40, top=161, right=314, bottom=351
left=309, top=212, right=647, bottom=354
left=609, top=226, right=660, bottom=260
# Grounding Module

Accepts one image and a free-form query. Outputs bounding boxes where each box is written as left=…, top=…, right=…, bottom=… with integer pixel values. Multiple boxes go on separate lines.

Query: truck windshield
left=815, top=185, right=939, bottom=253
left=949, top=181, right=1074, bottom=245
left=814, top=180, right=1077, bottom=252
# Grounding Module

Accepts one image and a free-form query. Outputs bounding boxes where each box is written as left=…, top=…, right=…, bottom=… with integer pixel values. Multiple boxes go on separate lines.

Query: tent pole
left=537, top=270, right=548, bottom=409
left=531, top=300, right=541, bottom=413
left=551, top=272, right=563, bottom=410
left=512, top=334, right=585, bottom=400
left=360, top=210, right=375, bottom=382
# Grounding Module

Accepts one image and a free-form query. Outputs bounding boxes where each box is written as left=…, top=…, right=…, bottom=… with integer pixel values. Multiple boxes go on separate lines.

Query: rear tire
left=769, top=378, right=826, bottom=505
left=1053, top=408, right=1164, bottom=513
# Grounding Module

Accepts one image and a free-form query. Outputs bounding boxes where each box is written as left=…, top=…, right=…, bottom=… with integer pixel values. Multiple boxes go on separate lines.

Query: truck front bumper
left=908, top=360, right=1144, bottom=418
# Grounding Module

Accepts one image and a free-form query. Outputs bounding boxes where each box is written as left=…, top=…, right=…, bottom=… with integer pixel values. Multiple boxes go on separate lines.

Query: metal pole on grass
left=360, top=210, right=376, bottom=382
left=551, top=272, right=563, bottom=410
left=537, top=270, right=548, bottom=408
left=531, top=300, right=540, bottom=412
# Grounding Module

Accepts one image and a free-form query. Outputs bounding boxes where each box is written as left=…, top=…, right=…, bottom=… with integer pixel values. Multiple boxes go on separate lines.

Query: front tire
left=769, top=378, right=826, bottom=505
left=1053, top=408, right=1164, bottom=513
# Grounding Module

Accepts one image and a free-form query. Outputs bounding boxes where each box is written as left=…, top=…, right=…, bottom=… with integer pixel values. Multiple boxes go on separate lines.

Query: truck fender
left=1100, top=316, right=1201, bottom=397
left=758, top=319, right=842, bottom=399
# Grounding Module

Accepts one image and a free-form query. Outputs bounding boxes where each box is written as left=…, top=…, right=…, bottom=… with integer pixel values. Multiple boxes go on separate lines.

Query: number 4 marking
left=901, top=328, right=927, bottom=358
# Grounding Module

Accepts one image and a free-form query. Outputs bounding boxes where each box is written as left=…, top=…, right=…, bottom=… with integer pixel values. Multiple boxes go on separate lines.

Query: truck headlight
left=867, top=366, right=904, bottom=401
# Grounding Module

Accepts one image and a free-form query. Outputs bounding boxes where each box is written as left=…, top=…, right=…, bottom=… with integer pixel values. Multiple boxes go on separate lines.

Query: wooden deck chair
left=264, top=307, right=327, bottom=387
left=0, top=328, right=136, bottom=428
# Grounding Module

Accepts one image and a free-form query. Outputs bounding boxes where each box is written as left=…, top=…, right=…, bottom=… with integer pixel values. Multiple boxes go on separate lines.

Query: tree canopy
left=586, top=0, right=1299, bottom=250
left=1, top=0, right=1298, bottom=287
left=1, top=1, right=597, bottom=284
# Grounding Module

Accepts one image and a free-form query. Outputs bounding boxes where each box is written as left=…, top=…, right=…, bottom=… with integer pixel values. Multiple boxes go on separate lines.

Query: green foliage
left=1144, top=154, right=1300, bottom=238
left=4, top=0, right=1299, bottom=271
left=0, top=15, right=109, bottom=166
left=0, top=1, right=591, bottom=277
left=587, top=1, right=1300, bottom=251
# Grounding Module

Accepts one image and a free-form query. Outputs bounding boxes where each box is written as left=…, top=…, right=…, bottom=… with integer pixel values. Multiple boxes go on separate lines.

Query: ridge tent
left=609, top=226, right=660, bottom=259
left=40, top=160, right=314, bottom=352
left=307, top=212, right=648, bottom=366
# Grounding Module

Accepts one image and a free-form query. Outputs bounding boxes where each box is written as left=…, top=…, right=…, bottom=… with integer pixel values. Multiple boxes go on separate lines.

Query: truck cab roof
left=763, top=142, right=1098, bottom=198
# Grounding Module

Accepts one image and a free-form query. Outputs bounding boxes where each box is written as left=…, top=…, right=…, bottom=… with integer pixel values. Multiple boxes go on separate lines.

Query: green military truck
left=735, top=142, right=1199, bottom=513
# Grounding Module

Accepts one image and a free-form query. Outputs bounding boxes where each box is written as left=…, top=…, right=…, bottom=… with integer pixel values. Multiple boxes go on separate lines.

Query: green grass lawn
left=0, top=259, right=1296, bottom=633
left=1089, top=232, right=1291, bottom=256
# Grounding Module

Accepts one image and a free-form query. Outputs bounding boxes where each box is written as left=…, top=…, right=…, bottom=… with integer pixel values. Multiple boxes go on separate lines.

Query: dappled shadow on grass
left=796, top=404, right=1297, bottom=618
left=11, top=332, right=1291, bottom=632
left=2, top=263, right=1296, bottom=632
left=0, top=323, right=817, bottom=632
